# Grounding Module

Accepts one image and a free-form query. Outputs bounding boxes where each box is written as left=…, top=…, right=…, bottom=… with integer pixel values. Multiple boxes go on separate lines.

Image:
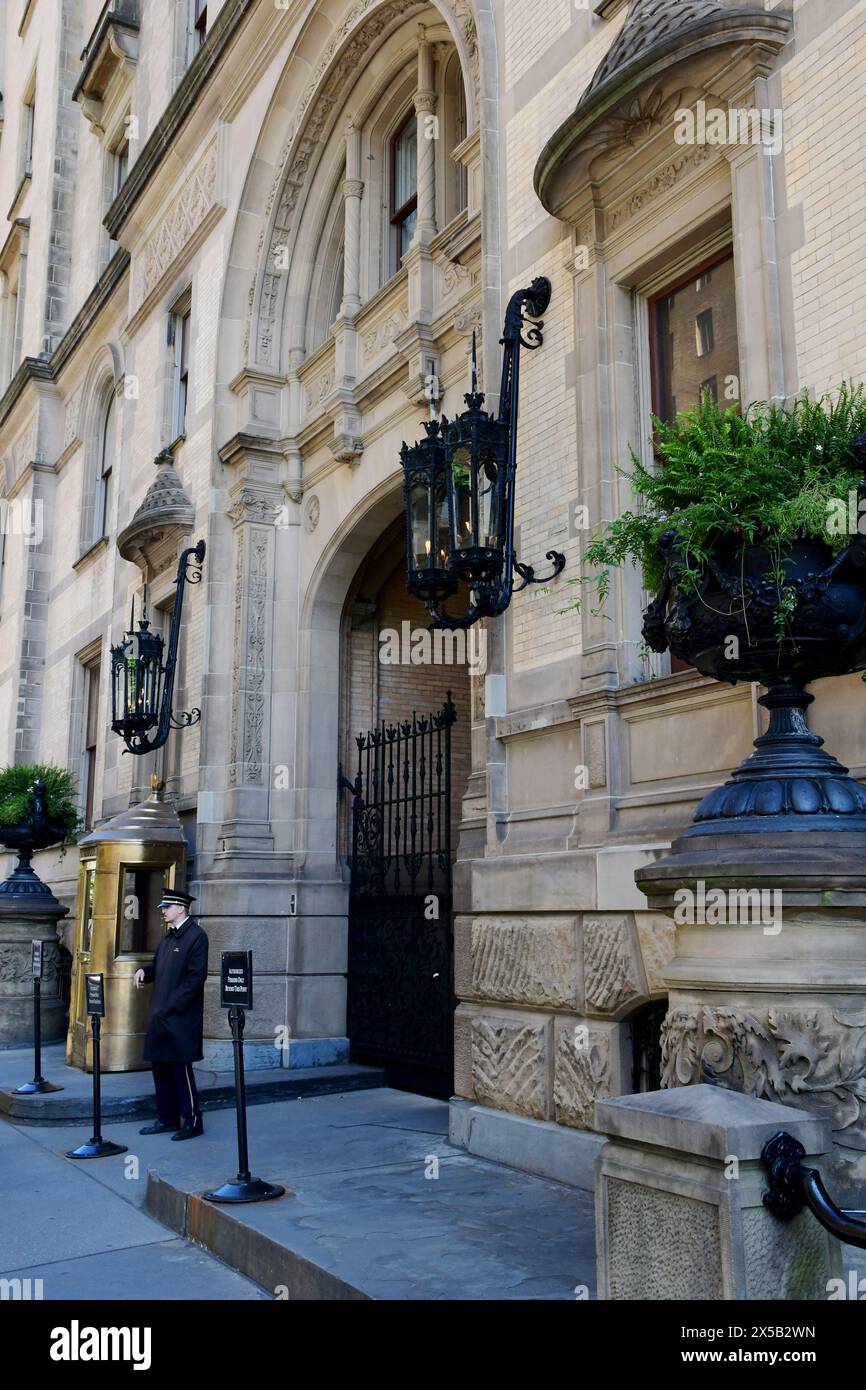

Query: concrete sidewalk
left=0, top=1113, right=268, bottom=1300
left=0, top=1042, right=383, bottom=1123
left=3, top=1086, right=597, bottom=1300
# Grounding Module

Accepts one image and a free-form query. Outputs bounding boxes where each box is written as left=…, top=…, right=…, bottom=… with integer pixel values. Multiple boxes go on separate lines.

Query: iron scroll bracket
left=762, top=1130, right=866, bottom=1249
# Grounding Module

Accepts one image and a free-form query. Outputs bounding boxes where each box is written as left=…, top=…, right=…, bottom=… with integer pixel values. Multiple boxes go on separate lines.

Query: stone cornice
left=104, top=0, right=257, bottom=242
left=218, top=430, right=289, bottom=472
left=0, top=248, right=130, bottom=431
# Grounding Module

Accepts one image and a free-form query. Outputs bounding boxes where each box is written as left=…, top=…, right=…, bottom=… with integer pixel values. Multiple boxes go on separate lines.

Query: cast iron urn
left=641, top=496, right=866, bottom=836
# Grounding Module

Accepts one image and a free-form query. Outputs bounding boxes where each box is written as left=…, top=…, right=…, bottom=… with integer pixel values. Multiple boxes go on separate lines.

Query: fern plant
left=572, top=383, right=866, bottom=613
left=0, top=764, right=81, bottom=837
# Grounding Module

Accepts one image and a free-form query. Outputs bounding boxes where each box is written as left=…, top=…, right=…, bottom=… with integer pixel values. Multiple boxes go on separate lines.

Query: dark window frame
left=647, top=246, right=737, bottom=673
left=647, top=245, right=736, bottom=420
left=96, top=392, right=115, bottom=540
left=193, top=0, right=208, bottom=51
left=390, top=111, right=418, bottom=274
left=83, top=658, right=101, bottom=831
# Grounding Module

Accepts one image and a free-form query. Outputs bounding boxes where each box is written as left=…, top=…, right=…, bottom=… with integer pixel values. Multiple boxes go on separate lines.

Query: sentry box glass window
left=117, top=865, right=172, bottom=955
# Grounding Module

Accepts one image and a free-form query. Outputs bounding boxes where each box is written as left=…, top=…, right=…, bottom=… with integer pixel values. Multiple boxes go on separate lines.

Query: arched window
left=390, top=113, right=417, bottom=274
left=94, top=392, right=116, bottom=541
left=442, top=49, right=468, bottom=225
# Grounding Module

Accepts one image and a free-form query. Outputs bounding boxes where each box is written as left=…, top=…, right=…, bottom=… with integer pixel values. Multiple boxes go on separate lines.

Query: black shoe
left=139, top=1120, right=179, bottom=1135
left=171, top=1116, right=204, bottom=1141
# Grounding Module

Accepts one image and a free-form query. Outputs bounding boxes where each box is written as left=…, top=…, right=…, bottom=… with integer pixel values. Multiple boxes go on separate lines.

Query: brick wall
left=783, top=1, right=866, bottom=390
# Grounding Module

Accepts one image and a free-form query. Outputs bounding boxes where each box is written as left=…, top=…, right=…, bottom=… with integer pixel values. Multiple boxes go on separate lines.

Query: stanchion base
left=202, top=1177, right=286, bottom=1203
left=66, top=1139, right=128, bottom=1160
left=12, top=1080, right=64, bottom=1095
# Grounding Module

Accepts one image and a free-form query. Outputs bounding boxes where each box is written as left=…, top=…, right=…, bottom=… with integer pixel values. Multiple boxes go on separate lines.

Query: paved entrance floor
left=0, top=1041, right=383, bottom=1123
left=1, top=1086, right=597, bottom=1301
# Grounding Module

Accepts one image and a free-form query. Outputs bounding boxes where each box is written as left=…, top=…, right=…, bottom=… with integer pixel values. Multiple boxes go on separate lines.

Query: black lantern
left=110, top=540, right=206, bottom=754
left=401, top=418, right=458, bottom=605
left=401, top=277, right=565, bottom=628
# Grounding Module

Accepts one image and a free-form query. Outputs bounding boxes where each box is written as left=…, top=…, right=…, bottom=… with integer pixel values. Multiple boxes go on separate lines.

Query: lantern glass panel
left=450, top=445, right=473, bottom=549
left=477, top=447, right=500, bottom=550
left=411, top=479, right=449, bottom=571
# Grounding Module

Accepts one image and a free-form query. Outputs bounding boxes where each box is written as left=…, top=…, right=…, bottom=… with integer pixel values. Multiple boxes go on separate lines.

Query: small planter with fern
left=0, top=766, right=81, bottom=898
left=577, top=385, right=866, bottom=836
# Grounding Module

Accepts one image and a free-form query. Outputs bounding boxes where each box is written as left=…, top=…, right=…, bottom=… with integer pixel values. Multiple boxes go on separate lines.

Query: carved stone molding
left=304, top=365, right=335, bottom=413
left=8, top=417, right=39, bottom=485
left=470, top=1015, right=549, bottom=1119
left=228, top=524, right=273, bottom=787
left=440, top=258, right=474, bottom=296
left=361, top=304, right=410, bottom=362
left=303, top=495, right=320, bottom=533
left=226, top=487, right=284, bottom=529
left=606, top=141, right=715, bottom=232
left=661, top=1003, right=866, bottom=1146
left=62, top=386, right=84, bottom=454
left=554, top=1021, right=612, bottom=1129
left=469, top=916, right=580, bottom=1009
left=584, top=915, right=644, bottom=1014
left=249, top=0, right=479, bottom=366
left=136, top=141, right=219, bottom=309
left=0, top=940, right=59, bottom=986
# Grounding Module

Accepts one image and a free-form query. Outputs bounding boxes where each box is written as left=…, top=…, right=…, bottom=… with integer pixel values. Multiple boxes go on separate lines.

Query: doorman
left=133, top=890, right=208, bottom=1140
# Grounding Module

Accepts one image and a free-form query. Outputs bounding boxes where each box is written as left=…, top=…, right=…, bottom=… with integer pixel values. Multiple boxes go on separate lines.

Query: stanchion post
left=203, top=951, right=285, bottom=1204
left=12, top=939, right=63, bottom=1096
left=66, top=973, right=127, bottom=1160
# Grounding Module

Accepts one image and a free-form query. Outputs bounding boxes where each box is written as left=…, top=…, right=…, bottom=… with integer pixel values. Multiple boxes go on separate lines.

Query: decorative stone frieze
left=136, top=140, right=221, bottom=311
left=661, top=1003, right=866, bottom=1149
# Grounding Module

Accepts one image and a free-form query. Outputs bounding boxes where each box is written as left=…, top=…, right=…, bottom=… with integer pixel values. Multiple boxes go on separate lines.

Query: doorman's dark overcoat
left=142, top=917, right=208, bottom=1063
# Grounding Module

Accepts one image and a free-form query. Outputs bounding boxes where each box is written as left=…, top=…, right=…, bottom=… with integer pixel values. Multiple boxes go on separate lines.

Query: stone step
left=0, top=1043, right=385, bottom=1124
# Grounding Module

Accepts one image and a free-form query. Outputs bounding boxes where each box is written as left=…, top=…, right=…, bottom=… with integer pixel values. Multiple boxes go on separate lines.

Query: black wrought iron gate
left=341, top=696, right=456, bottom=1097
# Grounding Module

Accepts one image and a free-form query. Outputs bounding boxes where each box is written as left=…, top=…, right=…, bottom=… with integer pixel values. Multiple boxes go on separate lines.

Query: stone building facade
left=1, top=0, right=865, bottom=1181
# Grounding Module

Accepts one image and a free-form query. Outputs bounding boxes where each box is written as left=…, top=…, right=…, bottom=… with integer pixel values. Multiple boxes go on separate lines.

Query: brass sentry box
left=66, top=780, right=188, bottom=1072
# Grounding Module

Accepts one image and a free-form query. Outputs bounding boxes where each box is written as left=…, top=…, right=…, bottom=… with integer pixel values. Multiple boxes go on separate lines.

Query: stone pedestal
left=637, top=831, right=866, bottom=1203
left=594, top=1084, right=841, bottom=1301
left=0, top=857, right=69, bottom=1046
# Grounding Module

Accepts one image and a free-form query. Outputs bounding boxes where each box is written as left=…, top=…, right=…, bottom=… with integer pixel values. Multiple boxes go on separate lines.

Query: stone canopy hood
left=534, top=0, right=792, bottom=219
left=117, top=447, right=195, bottom=573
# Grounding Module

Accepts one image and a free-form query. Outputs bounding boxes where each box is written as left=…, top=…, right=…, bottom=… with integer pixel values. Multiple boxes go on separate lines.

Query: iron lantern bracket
left=762, top=1130, right=866, bottom=1249
left=112, top=539, right=206, bottom=755
left=421, top=277, right=566, bottom=630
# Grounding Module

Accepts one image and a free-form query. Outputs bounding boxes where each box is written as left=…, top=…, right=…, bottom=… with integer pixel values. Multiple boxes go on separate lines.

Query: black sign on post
left=204, top=951, right=285, bottom=1205
left=67, top=972, right=126, bottom=1161
left=220, top=951, right=253, bottom=1009
left=12, top=939, right=63, bottom=1097
left=85, top=973, right=106, bottom=1018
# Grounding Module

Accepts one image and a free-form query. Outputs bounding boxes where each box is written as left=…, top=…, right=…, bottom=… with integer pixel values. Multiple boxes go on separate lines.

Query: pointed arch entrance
left=337, top=516, right=473, bottom=1096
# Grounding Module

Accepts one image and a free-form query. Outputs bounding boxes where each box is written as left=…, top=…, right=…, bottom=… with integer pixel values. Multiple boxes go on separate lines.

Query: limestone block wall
left=453, top=909, right=674, bottom=1129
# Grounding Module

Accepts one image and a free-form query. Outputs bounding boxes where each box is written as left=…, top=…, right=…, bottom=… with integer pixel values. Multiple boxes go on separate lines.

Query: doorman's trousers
left=151, top=1061, right=201, bottom=1126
